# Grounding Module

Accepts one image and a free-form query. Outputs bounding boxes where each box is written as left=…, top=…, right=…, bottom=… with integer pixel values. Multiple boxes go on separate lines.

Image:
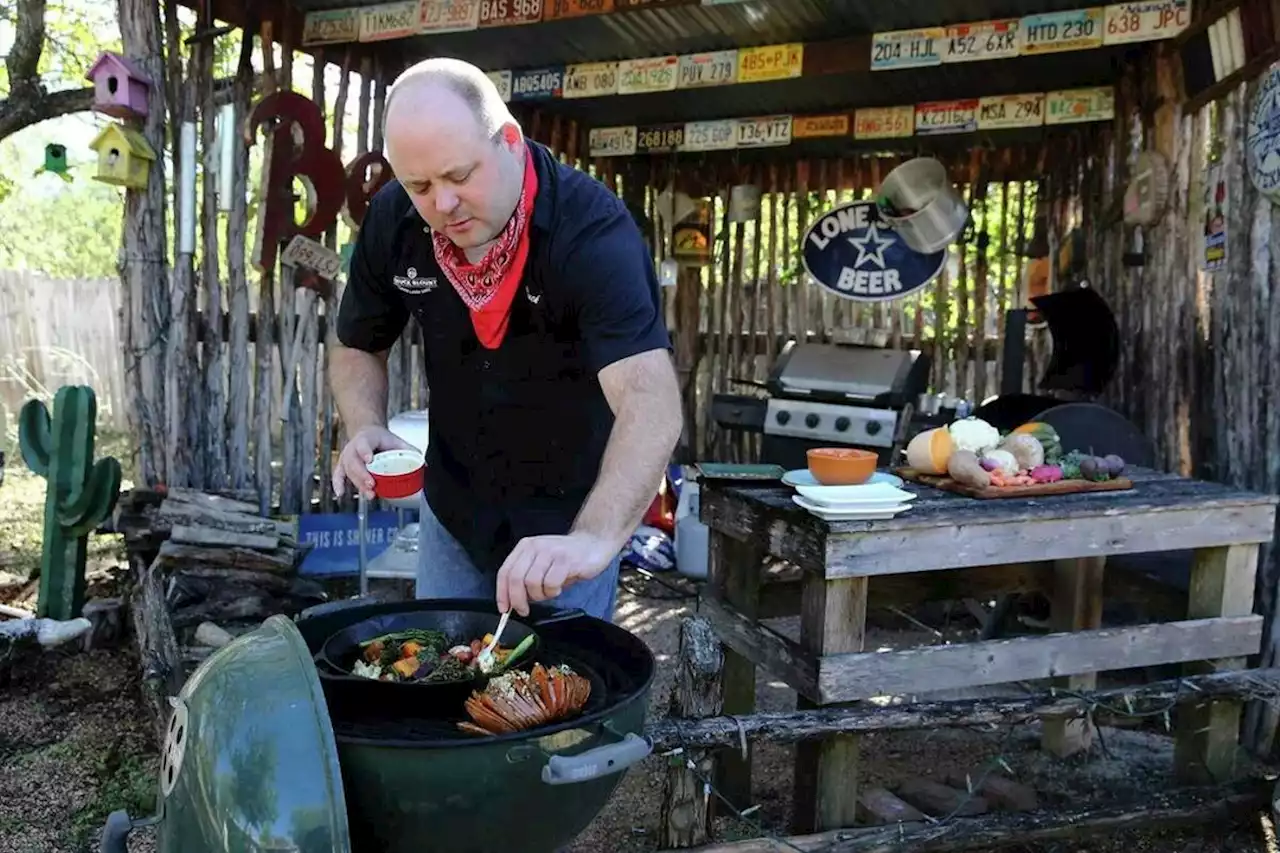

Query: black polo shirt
left=335, top=140, right=672, bottom=575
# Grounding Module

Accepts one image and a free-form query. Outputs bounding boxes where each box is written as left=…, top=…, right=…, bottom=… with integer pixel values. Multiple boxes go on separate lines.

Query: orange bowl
left=367, top=449, right=425, bottom=500
left=806, top=447, right=878, bottom=486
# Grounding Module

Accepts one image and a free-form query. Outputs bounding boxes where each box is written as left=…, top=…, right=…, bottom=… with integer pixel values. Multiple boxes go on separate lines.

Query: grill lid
left=768, top=341, right=929, bottom=404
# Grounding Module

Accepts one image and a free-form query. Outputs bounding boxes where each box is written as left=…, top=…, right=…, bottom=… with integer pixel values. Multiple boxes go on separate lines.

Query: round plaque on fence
left=800, top=200, right=946, bottom=303
left=1246, top=63, right=1280, bottom=203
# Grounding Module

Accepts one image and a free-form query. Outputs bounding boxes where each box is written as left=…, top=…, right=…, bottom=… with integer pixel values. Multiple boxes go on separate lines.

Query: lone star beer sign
left=247, top=91, right=395, bottom=276
left=801, top=201, right=946, bottom=302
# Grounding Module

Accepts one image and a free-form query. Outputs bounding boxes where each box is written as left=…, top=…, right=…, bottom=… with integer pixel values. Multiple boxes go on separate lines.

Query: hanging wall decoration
left=801, top=200, right=946, bottom=303
left=1247, top=62, right=1280, bottom=203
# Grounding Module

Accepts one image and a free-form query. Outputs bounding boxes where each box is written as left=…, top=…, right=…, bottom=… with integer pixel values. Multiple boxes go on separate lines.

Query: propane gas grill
left=713, top=341, right=932, bottom=470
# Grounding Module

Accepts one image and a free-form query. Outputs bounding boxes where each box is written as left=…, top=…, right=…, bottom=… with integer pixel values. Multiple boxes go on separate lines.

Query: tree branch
left=0, top=85, right=93, bottom=139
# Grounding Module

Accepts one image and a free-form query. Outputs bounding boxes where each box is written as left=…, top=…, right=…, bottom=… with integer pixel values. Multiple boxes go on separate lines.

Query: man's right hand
left=332, top=425, right=414, bottom=500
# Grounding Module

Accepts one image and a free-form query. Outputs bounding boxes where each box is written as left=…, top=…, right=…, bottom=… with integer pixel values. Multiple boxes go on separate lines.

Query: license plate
left=677, top=50, right=737, bottom=88
left=977, top=93, right=1046, bottom=129
left=618, top=56, right=678, bottom=94
left=543, top=0, right=612, bottom=19
left=303, top=9, right=358, bottom=45
left=735, top=115, right=792, bottom=148
left=915, top=99, right=979, bottom=135
left=510, top=67, right=564, bottom=100
left=792, top=114, right=849, bottom=139
left=871, top=28, right=944, bottom=70
left=563, top=62, right=618, bottom=98
left=614, top=0, right=696, bottom=7
left=1103, top=0, right=1191, bottom=44
left=854, top=105, right=915, bottom=139
left=679, top=119, right=736, bottom=151
left=1020, top=8, right=1105, bottom=54
left=588, top=126, right=637, bottom=157
left=1045, top=86, right=1115, bottom=124
left=942, top=19, right=1020, bottom=62
left=420, top=0, right=481, bottom=32
left=487, top=70, right=512, bottom=102
left=737, top=43, right=803, bottom=83
left=478, top=0, right=543, bottom=27
left=636, top=124, right=684, bottom=153
left=359, top=1, right=419, bottom=41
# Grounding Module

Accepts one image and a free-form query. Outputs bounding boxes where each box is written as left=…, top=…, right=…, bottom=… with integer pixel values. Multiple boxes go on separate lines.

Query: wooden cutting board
left=895, top=467, right=1135, bottom=499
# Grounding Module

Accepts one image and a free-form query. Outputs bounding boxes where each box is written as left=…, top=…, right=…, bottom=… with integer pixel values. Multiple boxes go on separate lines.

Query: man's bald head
left=384, top=57, right=516, bottom=142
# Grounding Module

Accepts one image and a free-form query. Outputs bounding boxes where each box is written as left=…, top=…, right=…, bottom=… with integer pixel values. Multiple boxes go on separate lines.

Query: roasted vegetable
left=1030, top=464, right=1063, bottom=483
left=947, top=449, right=991, bottom=489
left=1000, top=434, right=1045, bottom=471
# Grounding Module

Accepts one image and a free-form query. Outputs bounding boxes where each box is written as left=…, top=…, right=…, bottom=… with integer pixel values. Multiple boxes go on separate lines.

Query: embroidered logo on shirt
left=393, top=266, right=438, bottom=295
left=526, top=289, right=541, bottom=304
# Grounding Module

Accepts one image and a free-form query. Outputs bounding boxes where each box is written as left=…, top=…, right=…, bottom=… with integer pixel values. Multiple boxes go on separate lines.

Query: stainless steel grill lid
left=768, top=341, right=927, bottom=402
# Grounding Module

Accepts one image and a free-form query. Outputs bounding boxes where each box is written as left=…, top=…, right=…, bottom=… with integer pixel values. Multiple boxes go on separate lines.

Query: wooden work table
left=696, top=467, right=1279, bottom=834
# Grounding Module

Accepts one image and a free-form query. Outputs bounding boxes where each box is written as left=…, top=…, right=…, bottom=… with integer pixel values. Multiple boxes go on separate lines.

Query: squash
left=905, top=427, right=954, bottom=474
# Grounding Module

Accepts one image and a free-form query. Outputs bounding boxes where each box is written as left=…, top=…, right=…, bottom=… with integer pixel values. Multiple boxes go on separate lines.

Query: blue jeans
left=414, top=497, right=622, bottom=623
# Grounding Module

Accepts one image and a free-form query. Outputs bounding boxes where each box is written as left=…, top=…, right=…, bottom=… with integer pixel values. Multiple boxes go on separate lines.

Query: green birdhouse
left=18, top=385, right=123, bottom=621
left=89, top=122, right=156, bottom=190
left=45, top=143, right=68, bottom=174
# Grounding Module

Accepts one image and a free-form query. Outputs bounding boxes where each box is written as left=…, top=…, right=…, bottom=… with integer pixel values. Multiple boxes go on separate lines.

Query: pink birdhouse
left=85, top=51, right=152, bottom=120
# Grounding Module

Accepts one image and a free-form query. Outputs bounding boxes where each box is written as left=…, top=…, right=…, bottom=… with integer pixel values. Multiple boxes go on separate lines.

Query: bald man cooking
left=329, top=58, right=682, bottom=623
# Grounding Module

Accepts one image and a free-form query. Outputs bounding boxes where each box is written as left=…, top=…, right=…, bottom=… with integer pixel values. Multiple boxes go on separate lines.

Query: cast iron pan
left=315, top=607, right=586, bottom=718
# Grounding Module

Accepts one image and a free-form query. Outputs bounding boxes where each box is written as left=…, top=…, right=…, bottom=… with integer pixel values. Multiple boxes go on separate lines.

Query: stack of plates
left=788, top=480, right=917, bottom=521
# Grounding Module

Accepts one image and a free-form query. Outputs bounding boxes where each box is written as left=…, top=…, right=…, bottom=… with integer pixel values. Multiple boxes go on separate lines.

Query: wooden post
left=660, top=616, right=724, bottom=848
left=792, top=574, right=867, bottom=834
left=1175, top=544, right=1259, bottom=783
left=708, top=529, right=763, bottom=809
left=1042, top=556, right=1106, bottom=757
left=129, top=554, right=184, bottom=746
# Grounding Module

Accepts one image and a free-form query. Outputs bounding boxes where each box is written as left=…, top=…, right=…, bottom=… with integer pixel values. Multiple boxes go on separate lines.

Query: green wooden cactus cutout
left=18, top=385, right=122, bottom=621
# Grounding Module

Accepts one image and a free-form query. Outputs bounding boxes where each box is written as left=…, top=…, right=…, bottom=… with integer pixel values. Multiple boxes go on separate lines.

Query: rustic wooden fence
left=0, top=271, right=129, bottom=436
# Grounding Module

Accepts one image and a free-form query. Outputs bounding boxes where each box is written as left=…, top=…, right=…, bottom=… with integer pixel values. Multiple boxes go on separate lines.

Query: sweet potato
left=947, top=449, right=991, bottom=489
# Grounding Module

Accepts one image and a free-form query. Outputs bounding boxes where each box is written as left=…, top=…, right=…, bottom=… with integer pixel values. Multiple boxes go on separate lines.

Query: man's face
left=385, top=91, right=525, bottom=252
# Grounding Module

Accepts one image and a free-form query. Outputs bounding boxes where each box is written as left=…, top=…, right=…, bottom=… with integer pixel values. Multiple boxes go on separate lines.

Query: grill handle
left=99, top=810, right=160, bottom=853
left=540, top=731, right=652, bottom=785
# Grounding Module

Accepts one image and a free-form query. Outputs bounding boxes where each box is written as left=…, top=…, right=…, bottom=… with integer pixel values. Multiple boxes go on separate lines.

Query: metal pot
left=876, top=157, right=969, bottom=255
left=99, top=599, right=656, bottom=853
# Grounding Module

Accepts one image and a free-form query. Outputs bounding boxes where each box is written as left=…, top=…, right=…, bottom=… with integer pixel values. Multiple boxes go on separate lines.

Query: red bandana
left=431, top=148, right=538, bottom=350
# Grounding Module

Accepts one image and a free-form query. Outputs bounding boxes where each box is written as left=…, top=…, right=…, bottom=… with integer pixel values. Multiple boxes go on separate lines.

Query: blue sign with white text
left=800, top=201, right=946, bottom=303
left=297, top=510, right=415, bottom=577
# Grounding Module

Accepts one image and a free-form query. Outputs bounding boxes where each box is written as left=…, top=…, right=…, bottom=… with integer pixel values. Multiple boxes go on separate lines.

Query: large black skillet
left=315, top=606, right=586, bottom=717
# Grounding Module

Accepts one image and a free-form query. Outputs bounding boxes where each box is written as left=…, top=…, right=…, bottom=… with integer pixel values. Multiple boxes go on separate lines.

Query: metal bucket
left=877, top=157, right=969, bottom=254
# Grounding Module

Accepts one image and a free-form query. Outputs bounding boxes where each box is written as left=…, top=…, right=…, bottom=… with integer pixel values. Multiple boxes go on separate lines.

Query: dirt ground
left=1, top=447, right=1278, bottom=853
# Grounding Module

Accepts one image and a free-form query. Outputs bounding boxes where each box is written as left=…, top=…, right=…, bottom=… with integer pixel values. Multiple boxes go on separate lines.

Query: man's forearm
left=572, top=385, right=682, bottom=551
left=329, top=342, right=392, bottom=439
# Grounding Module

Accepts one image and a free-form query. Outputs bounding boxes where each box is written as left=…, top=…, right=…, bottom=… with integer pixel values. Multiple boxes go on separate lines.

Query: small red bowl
left=367, top=449, right=424, bottom=500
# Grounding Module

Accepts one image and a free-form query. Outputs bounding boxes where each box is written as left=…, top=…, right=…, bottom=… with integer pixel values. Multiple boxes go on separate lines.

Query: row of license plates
left=489, top=45, right=800, bottom=100
left=871, top=1, right=1191, bottom=70
left=587, top=88, right=1115, bottom=156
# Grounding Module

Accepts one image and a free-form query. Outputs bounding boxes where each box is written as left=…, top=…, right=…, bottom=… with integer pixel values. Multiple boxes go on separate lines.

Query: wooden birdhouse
left=88, top=124, right=156, bottom=189
left=85, top=51, right=152, bottom=120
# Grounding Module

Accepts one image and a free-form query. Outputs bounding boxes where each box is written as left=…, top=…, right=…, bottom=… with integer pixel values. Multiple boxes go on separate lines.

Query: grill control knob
left=865, top=421, right=883, bottom=436
left=805, top=414, right=820, bottom=428
left=835, top=417, right=851, bottom=432
left=776, top=411, right=791, bottom=425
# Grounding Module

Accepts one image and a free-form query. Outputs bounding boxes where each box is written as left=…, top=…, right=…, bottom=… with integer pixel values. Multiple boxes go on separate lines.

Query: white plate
left=794, top=482, right=916, bottom=508
left=782, top=469, right=905, bottom=489
left=791, top=495, right=912, bottom=521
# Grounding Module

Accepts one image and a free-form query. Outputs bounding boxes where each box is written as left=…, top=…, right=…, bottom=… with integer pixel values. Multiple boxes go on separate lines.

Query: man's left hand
left=496, top=532, right=618, bottom=617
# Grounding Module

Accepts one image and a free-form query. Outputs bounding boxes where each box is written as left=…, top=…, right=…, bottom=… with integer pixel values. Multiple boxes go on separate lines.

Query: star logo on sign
left=848, top=224, right=895, bottom=269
